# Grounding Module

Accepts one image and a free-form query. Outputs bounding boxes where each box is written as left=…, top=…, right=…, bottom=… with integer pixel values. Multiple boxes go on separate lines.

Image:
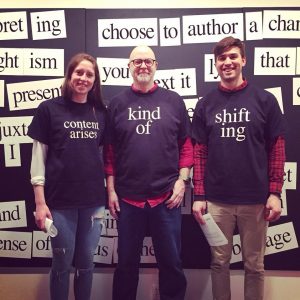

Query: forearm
left=30, top=140, right=48, bottom=185
left=178, top=137, right=193, bottom=169
left=104, top=143, right=115, bottom=176
left=106, top=175, right=116, bottom=193
left=193, top=143, right=207, bottom=200
left=33, top=185, right=47, bottom=207
left=179, top=167, right=191, bottom=179
left=269, top=136, right=286, bottom=194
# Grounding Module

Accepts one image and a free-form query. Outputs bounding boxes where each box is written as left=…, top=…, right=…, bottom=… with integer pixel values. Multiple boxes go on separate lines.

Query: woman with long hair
left=28, top=53, right=106, bottom=300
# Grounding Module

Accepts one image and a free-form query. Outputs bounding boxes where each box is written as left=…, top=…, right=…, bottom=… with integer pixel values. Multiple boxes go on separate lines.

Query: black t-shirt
left=28, top=96, right=106, bottom=209
left=107, top=86, right=191, bottom=200
left=192, top=84, right=285, bottom=204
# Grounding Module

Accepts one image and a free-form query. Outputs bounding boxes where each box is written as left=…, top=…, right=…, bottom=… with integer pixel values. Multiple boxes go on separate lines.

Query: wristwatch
left=179, top=175, right=191, bottom=185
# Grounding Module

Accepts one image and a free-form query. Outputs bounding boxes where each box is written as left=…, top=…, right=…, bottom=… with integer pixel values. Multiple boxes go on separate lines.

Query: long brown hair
left=61, top=53, right=105, bottom=110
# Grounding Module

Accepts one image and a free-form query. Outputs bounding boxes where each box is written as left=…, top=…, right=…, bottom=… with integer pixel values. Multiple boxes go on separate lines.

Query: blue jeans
left=113, top=200, right=186, bottom=300
left=50, top=206, right=104, bottom=300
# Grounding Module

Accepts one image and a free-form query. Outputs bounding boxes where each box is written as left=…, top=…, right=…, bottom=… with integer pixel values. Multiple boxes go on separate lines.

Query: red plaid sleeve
left=269, top=136, right=286, bottom=194
left=178, top=137, right=193, bottom=168
left=193, top=142, right=208, bottom=200
left=104, top=143, right=115, bottom=176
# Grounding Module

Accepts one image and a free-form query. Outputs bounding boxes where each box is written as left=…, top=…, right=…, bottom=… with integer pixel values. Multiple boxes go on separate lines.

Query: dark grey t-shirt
left=192, top=83, right=285, bottom=204
left=107, top=86, right=191, bottom=200
left=28, top=96, right=106, bottom=209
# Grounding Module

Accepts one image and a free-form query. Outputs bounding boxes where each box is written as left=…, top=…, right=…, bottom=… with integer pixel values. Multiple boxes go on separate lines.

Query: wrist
left=193, top=195, right=206, bottom=201
left=178, top=174, right=191, bottom=185
left=269, top=192, right=281, bottom=199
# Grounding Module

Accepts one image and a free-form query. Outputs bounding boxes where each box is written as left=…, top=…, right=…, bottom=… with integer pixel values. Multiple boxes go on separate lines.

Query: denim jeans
left=113, top=200, right=186, bottom=300
left=208, top=201, right=268, bottom=300
left=49, top=206, right=104, bottom=300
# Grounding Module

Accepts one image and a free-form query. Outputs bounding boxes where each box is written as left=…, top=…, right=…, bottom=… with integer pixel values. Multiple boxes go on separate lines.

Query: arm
left=166, top=167, right=190, bottom=209
left=33, top=185, right=52, bottom=230
left=104, top=143, right=120, bottom=219
left=166, top=137, right=193, bottom=209
left=30, top=140, right=52, bottom=230
left=106, top=175, right=120, bottom=219
left=192, top=142, right=208, bottom=225
left=265, top=136, right=286, bottom=221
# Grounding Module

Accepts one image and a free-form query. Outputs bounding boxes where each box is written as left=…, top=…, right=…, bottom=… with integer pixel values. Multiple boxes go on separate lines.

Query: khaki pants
left=207, top=201, right=268, bottom=300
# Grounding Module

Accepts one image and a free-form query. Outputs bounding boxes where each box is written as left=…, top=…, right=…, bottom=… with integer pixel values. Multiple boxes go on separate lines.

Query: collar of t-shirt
left=131, top=83, right=158, bottom=94
left=218, top=79, right=248, bottom=93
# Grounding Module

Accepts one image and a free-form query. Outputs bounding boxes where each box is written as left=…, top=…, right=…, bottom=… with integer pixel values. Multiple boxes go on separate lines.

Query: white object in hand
left=199, top=213, right=228, bottom=246
left=33, top=212, right=58, bottom=237
left=44, top=217, right=58, bottom=237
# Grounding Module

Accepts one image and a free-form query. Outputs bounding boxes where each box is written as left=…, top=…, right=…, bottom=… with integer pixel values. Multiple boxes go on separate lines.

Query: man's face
left=215, top=46, right=246, bottom=84
left=128, top=46, right=157, bottom=86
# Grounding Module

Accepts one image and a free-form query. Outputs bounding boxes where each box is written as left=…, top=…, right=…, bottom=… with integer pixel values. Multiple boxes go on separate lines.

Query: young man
left=192, top=36, right=285, bottom=300
left=105, top=45, right=193, bottom=300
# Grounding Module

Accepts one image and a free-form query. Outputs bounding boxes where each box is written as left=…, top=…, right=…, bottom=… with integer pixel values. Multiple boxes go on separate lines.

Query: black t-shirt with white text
left=28, top=96, right=106, bottom=209
left=192, top=84, right=285, bottom=204
left=107, top=86, right=191, bottom=200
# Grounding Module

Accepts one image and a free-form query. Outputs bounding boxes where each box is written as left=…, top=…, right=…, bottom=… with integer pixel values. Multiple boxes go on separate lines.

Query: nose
left=224, top=56, right=232, bottom=65
left=140, top=60, right=147, bottom=67
left=80, top=73, right=87, bottom=81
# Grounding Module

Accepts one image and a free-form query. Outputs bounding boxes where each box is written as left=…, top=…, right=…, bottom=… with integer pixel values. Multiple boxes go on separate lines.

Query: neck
left=133, top=81, right=154, bottom=93
left=72, top=96, right=87, bottom=103
left=220, top=76, right=244, bottom=90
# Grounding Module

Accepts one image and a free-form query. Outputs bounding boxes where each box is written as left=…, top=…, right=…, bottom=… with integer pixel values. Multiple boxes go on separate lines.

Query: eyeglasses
left=130, top=58, right=156, bottom=67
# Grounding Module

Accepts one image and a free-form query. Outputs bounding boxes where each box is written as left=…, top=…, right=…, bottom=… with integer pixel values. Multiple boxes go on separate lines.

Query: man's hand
left=108, top=190, right=120, bottom=219
left=265, top=194, right=282, bottom=222
left=192, top=201, right=207, bottom=225
left=165, top=179, right=185, bottom=209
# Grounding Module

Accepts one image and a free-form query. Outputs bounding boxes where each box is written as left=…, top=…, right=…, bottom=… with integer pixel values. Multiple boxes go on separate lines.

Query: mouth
left=137, top=72, right=150, bottom=77
left=75, top=85, right=89, bottom=93
left=222, top=68, right=235, bottom=74
left=138, top=70, right=150, bottom=75
left=76, top=83, right=88, bottom=88
left=77, top=80, right=88, bottom=85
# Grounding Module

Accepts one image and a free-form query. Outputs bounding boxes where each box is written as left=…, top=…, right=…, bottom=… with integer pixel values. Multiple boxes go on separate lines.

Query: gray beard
left=137, top=73, right=151, bottom=83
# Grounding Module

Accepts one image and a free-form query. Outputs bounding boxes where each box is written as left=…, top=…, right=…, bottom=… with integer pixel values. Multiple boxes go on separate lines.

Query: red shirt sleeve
left=104, top=143, right=115, bottom=176
left=193, top=142, right=207, bottom=200
left=269, top=136, right=286, bottom=195
left=178, top=137, right=193, bottom=168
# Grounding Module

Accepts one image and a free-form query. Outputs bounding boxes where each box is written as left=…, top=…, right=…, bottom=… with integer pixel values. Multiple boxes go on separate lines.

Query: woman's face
left=70, top=59, right=95, bottom=102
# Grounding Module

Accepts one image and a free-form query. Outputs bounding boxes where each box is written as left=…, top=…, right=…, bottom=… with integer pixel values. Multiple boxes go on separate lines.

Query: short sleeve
left=28, top=101, right=51, bottom=145
left=265, top=92, right=286, bottom=142
left=191, top=98, right=208, bottom=145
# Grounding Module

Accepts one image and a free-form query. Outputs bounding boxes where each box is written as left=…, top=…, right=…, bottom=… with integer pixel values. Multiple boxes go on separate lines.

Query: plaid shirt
left=193, top=136, right=286, bottom=201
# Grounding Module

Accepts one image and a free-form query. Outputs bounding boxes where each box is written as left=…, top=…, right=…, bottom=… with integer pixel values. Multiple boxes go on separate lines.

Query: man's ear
left=242, top=56, right=246, bottom=67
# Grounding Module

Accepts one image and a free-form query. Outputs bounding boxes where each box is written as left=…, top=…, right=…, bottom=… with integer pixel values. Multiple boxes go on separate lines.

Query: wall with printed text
left=0, top=7, right=299, bottom=270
